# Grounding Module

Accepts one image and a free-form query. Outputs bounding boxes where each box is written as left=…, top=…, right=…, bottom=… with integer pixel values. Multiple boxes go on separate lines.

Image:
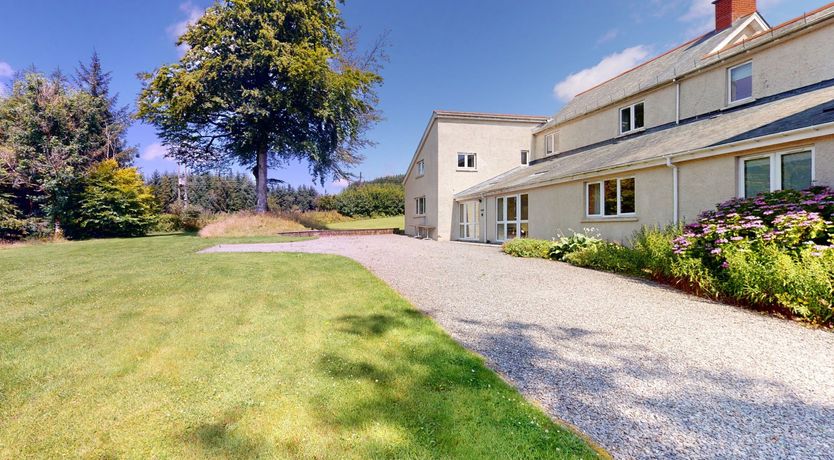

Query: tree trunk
left=255, top=145, right=269, bottom=213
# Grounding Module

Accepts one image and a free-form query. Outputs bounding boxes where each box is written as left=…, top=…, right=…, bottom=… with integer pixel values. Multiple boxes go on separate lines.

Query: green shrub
left=319, top=183, right=404, bottom=217
left=153, top=213, right=182, bottom=233
left=722, top=245, right=833, bottom=322
left=549, top=231, right=602, bottom=261
left=0, top=193, right=26, bottom=240
left=565, top=241, right=641, bottom=275
left=280, top=210, right=352, bottom=229
left=62, top=160, right=158, bottom=239
left=502, top=238, right=553, bottom=258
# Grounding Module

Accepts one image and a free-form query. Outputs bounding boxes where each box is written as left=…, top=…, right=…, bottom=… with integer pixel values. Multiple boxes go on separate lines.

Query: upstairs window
left=729, top=61, right=753, bottom=104
left=544, top=133, right=558, bottom=155
left=457, top=153, right=477, bottom=170
left=586, top=177, right=635, bottom=217
left=416, top=159, right=425, bottom=177
left=521, top=150, right=529, bottom=165
left=415, top=196, right=426, bottom=216
left=620, top=102, right=644, bottom=134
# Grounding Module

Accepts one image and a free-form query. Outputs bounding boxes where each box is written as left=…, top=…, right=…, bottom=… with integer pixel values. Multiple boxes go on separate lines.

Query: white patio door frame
left=496, top=194, right=528, bottom=242
left=458, top=200, right=480, bottom=241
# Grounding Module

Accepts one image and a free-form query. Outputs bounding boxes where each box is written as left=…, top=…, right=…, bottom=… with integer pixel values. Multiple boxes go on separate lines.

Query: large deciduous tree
left=136, top=0, right=384, bottom=213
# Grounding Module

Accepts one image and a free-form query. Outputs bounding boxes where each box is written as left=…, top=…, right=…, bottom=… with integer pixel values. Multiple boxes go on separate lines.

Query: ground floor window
left=496, top=194, right=528, bottom=241
left=415, top=196, right=426, bottom=216
left=458, top=201, right=480, bottom=240
left=586, top=177, right=635, bottom=217
left=740, top=150, right=813, bottom=197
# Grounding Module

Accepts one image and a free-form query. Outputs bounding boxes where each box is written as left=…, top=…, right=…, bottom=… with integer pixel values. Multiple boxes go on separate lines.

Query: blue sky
left=0, top=0, right=822, bottom=193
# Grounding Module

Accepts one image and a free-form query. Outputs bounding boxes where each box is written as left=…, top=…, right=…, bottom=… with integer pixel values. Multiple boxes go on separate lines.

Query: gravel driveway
left=202, top=235, right=834, bottom=459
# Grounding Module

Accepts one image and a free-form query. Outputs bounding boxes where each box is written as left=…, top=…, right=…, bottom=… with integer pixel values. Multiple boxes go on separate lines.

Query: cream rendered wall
left=680, top=24, right=834, bottom=119
left=403, top=122, right=439, bottom=237
left=533, top=85, right=678, bottom=159
left=483, top=166, right=674, bottom=244
left=436, top=119, right=536, bottom=240
left=675, top=137, right=834, bottom=223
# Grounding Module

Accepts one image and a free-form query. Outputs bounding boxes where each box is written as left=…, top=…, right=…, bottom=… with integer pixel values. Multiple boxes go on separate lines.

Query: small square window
left=457, top=153, right=476, bottom=170
left=729, top=62, right=753, bottom=103
left=620, top=102, right=645, bottom=134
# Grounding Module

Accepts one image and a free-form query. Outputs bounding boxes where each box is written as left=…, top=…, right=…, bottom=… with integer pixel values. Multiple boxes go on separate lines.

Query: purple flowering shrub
left=674, top=187, right=834, bottom=268
left=669, top=187, right=833, bottom=322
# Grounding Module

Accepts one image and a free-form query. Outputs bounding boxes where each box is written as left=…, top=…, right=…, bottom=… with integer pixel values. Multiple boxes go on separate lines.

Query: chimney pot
left=713, top=0, right=757, bottom=31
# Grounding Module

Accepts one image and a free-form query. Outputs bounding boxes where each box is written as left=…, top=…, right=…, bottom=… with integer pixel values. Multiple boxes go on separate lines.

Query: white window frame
left=619, top=102, right=645, bottom=135
left=496, top=194, right=529, bottom=242
left=728, top=61, right=753, bottom=105
left=415, top=196, right=426, bottom=216
left=458, top=201, right=480, bottom=241
left=544, top=133, right=557, bottom=156
left=416, top=159, right=425, bottom=177
left=521, top=150, right=529, bottom=165
left=457, top=152, right=477, bottom=171
left=585, top=177, right=636, bottom=218
left=737, top=148, right=815, bottom=198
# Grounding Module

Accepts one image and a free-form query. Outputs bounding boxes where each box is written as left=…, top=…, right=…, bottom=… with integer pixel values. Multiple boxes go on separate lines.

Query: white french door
left=458, top=201, right=480, bottom=240
left=496, top=194, right=528, bottom=242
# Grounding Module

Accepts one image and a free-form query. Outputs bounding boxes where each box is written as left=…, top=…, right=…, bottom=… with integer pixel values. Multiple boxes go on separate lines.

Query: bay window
left=496, top=194, right=528, bottom=241
left=740, top=150, right=813, bottom=198
left=586, top=177, right=635, bottom=217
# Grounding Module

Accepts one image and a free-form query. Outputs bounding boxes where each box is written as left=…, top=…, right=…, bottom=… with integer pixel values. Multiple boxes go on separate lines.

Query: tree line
left=2, top=0, right=387, bottom=240
left=0, top=53, right=155, bottom=239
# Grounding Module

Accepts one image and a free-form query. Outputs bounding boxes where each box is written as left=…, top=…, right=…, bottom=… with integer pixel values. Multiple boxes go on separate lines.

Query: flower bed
left=502, top=187, right=834, bottom=325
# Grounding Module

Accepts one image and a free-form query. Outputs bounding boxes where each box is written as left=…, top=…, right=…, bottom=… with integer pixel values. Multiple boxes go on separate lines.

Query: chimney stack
left=713, top=0, right=757, bottom=31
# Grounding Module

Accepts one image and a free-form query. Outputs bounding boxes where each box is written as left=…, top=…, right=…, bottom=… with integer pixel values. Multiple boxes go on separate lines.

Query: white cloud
left=331, top=178, right=350, bottom=189
left=141, top=142, right=170, bottom=160
left=553, top=45, right=652, bottom=101
left=167, top=1, right=204, bottom=52
left=596, top=28, right=620, bottom=45
left=0, top=61, right=13, bottom=78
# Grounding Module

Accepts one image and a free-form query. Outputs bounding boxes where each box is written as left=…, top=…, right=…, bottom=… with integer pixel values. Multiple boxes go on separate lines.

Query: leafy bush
left=279, top=210, right=352, bottom=229
left=318, top=183, right=404, bottom=217
left=0, top=193, right=26, bottom=240
left=61, top=160, right=157, bottom=239
left=549, top=231, right=602, bottom=261
left=502, top=238, right=553, bottom=258
left=564, top=240, right=641, bottom=274
left=166, top=203, right=214, bottom=232
left=153, top=214, right=182, bottom=233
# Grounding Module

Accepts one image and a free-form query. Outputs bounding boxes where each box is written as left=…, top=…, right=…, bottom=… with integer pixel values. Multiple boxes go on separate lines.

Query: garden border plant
left=502, top=187, right=834, bottom=325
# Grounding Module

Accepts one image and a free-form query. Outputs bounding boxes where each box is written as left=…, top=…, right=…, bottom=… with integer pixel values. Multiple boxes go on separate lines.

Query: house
left=403, top=0, right=834, bottom=243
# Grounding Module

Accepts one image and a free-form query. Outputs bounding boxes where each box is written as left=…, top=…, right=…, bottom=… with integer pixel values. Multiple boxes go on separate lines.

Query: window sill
left=619, top=128, right=645, bottom=137
left=724, top=97, right=755, bottom=110
left=581, top=216, right=639, bottom=223
left=456, top=169, right=478, bottom=172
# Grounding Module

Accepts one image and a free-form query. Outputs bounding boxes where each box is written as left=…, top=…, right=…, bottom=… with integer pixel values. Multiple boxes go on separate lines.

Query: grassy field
left=326, top=215, right=405, bottom=231
left=0, top=235, right=598, bottom=458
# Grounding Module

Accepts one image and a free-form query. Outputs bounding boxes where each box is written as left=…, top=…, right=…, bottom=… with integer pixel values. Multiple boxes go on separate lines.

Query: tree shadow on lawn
left=309, top=311, right=599, bottom=458
left=181, top=406, right=268, bottom=459
left=455, top=319, right=834, bottom=458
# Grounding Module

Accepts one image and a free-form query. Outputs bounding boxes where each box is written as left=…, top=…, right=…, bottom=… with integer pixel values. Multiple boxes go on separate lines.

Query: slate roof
left=545, top=3, right=834, bottom=129
left=455, top=80, right=834, bottom=200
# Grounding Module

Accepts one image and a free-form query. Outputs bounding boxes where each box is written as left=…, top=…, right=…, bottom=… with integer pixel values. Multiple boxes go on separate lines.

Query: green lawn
left=0, top=235, right=599, bottom=459
left=326, top=215, right=405, bottom=231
